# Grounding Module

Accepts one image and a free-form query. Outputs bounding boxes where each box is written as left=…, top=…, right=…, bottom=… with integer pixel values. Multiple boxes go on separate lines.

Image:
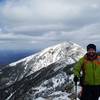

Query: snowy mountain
left=0, top=41, right=86, bottom=100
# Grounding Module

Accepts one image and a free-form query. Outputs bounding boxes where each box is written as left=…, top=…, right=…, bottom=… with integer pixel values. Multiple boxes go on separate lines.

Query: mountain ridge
left=0, top=41, right=86, bottom=100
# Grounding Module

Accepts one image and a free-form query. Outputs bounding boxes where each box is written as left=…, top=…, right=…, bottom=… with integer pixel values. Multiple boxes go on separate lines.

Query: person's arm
left=73, top=57, right=84, bottom=78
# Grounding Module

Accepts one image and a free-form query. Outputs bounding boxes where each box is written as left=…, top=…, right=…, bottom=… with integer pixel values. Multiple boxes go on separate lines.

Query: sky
left=0, top=0, right=100, bottom=51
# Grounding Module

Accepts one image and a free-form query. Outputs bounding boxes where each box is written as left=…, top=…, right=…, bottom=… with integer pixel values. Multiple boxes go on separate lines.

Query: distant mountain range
left=0, top=42, right=86, bottom=100
left=0, top=49, right=39, bottom=66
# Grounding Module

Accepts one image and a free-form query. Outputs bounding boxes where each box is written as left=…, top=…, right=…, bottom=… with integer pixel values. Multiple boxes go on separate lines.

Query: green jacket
left=73, top=55, right=100, bottom=85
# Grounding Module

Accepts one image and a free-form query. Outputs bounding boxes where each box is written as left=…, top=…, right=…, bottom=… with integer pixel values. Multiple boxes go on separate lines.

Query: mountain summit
left=0, top=42, right=86, bottom=100
left=9, top=41, right=86, bottom=75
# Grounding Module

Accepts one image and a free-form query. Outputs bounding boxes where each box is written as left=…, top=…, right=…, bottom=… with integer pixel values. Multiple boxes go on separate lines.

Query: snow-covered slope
left=10, top=41, right=85, bottom=66
left=9, top=41, right=85, bottom=76
left=0, top=41, right=86, bottom=100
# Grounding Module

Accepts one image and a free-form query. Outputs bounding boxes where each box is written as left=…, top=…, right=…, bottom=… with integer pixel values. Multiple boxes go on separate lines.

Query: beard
left=86, top=52, right=97, bottom=61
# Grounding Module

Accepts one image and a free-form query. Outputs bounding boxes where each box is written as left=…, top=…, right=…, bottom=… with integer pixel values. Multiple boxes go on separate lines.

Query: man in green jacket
left=73, top=44, right=100, bottom=100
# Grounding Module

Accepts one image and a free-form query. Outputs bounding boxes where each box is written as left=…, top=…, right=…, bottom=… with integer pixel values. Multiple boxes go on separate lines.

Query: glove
left=79, top=76, right=84, bottom=86
left=74, top=76, right=79, bottom=83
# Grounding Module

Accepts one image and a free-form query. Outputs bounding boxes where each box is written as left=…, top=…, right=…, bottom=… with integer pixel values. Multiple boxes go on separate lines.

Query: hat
left=87, top=44, right=96, bottom=51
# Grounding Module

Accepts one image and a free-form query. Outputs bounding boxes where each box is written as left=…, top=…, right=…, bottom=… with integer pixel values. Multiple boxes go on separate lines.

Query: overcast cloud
left=0, top=0, right=100, bottom=51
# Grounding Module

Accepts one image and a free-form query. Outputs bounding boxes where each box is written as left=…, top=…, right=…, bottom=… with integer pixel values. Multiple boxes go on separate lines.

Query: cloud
left=1, top=0, right=80, bottom=22
left=1, top=0, right=99, bottom=26
left=0, top=0, right=100, bottom=50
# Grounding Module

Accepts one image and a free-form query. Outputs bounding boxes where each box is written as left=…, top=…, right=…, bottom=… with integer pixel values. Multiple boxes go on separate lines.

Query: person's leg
left=81, top=86, right=100, bottom=100
left=80, top=86, right=93, bottom=100
left=93, top=86, right=100, bottom=100
left=93, top=93, right=99, bottom=100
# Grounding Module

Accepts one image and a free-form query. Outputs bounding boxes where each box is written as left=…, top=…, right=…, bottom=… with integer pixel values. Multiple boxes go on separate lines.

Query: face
left=87, top=48, right=96, bottom=56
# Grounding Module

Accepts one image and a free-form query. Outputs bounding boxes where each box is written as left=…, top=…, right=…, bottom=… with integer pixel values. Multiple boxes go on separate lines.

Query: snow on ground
left=35, top=96, right=100, bottom=100
left=34, top=91, right=70, bottom=100
left=35, top=97, right=46, bottom=100
left=9, top=53, right=39, bottom=66
left=34, top=91, right=81, bottom=100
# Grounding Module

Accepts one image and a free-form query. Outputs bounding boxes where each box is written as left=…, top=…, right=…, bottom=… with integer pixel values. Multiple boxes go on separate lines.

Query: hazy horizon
left=0, top=49, right=39, bottom=65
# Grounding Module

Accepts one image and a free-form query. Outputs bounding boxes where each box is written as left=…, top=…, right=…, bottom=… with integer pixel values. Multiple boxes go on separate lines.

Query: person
left=73, top=44, right=100, bottom=100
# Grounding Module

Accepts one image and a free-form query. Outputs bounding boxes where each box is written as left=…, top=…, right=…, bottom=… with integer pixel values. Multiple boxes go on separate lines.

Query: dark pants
left=80, top=85, right=100, bottom=100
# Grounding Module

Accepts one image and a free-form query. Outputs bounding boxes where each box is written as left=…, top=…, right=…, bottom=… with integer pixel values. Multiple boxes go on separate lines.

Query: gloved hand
left=74, top=76, right=79, bottom=83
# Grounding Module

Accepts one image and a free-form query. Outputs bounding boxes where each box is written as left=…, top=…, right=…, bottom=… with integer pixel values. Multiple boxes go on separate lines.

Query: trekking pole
left=75, top=81, right=77, bottom=100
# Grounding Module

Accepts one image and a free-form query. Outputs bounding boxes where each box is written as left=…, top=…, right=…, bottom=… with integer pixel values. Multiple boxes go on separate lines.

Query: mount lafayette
left=0, top=42, right=86, bottom=100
